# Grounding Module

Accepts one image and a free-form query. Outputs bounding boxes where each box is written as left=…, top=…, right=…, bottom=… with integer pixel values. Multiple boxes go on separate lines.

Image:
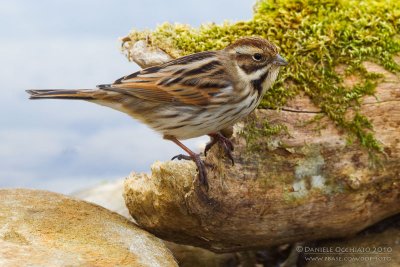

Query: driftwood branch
left=123, top=41, right=400, bottom=253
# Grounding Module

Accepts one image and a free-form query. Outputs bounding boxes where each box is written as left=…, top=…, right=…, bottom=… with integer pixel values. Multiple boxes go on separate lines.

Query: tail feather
left=26, top=89, right=96, bottom=100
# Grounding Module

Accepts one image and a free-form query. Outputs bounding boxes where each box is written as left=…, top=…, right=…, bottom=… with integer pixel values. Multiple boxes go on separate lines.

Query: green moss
left=122, top=0, right=400, bottom=153
left=240, top=117, right=289, bottom=151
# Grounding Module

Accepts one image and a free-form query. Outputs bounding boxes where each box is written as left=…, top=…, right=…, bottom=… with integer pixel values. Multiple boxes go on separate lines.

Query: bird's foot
left=171, top=154, right=192, bottom=161
left=172, top=153, right=209, bottom=189
left=205, top=132, right=235, bottom=165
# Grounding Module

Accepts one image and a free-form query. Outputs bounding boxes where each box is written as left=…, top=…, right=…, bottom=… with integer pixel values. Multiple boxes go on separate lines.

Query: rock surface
left=73, top=180, right=238, bottom=267
left=0, top=189, right=177, bottom=267
left=72, top=179, right=131, bottom=219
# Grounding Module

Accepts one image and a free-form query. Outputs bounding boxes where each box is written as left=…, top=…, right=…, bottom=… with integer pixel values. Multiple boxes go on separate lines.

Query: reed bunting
left=27, top=37, right=287, bottom=188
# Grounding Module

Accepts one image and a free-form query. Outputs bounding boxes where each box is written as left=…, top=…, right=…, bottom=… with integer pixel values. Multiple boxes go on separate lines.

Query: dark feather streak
left=167, top=51, right=217, bottom=65
left=158, top=77, right=183, bottom=86
left=197, top=81, right=230, bottom=89
left=183, top=60, right=221, bottom=76
left=114, top=71, right=140, bottom=84
left=165, top=124, right=186, bottom=130
left=158, top=113, right=179, bottom=119
left=251, top=70, right=269, bottom=96
left=247, top=97, right=256, bottom=108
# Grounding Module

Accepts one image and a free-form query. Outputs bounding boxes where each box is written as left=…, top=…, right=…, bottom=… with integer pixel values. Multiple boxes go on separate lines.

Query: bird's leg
left=164, top=135, right=208, bottom=188
left=204, top=132, right=234, bottom=165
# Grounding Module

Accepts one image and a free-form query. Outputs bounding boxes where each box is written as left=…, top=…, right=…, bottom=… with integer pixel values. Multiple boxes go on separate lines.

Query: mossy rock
left=121, top=0, right=400, bottom=153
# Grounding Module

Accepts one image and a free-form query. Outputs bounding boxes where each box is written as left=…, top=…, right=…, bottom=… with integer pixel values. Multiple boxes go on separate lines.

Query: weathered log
left=123, top=42, right=400, bottom=253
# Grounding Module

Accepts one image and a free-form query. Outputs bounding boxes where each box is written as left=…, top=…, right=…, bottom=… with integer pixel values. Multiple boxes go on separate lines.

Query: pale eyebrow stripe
left=235, top=46, right=263, bottom=54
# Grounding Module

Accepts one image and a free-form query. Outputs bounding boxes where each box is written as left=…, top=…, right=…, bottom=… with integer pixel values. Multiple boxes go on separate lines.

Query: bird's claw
left=171, top=154, right=192, bottom=161
left=205, top=133, right=235, bottom=166
left=171, top=153, right=209, bottom=189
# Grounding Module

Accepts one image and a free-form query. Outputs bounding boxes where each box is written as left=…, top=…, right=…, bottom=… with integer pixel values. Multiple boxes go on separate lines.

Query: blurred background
left=0, top=0, right=252, bottom=193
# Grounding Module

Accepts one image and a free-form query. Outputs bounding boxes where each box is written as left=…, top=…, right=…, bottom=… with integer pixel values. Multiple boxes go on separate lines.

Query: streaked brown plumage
left=27, top=37, right=288, bottom=188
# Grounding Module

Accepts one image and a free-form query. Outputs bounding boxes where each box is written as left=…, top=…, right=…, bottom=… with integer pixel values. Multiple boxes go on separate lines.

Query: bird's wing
left=98, top=51, right=232, bottom=106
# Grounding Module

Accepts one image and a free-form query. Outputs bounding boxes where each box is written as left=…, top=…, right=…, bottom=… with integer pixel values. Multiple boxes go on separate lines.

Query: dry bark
left=123, top=41, right=400, bottom=253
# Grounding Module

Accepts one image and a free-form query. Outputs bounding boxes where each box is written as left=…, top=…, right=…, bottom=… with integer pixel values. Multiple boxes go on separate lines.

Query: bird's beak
left=274, top=54, right=288, bottom=66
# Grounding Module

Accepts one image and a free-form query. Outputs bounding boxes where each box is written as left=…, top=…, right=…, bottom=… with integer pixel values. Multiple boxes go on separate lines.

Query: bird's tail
left=26, top=89, right=97, bottom=100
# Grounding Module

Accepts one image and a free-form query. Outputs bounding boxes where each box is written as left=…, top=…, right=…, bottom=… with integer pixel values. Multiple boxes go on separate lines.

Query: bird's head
left=224, top=37, right=287, bottom=79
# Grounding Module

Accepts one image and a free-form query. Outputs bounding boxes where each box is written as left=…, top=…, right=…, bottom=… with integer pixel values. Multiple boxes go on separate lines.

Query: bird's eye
left=252, top=53, right=263, bottom=61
